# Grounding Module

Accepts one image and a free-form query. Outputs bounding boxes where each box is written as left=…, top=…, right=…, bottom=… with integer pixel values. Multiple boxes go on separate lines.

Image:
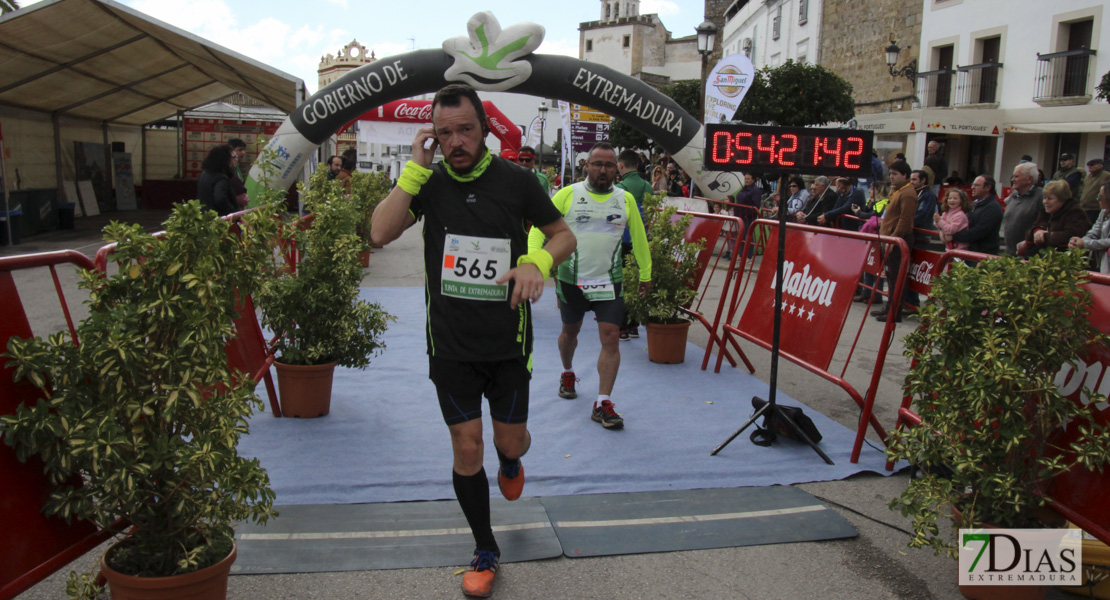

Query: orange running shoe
left=497, top=462, right=524, bottom=501
left=462, top=550, right=499, bottom=598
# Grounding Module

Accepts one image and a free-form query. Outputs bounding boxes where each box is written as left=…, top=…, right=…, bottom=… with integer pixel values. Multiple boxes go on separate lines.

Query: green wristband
left=517, top=249, right=554, bottom=281
left=397, top=161, right=432, bottom=195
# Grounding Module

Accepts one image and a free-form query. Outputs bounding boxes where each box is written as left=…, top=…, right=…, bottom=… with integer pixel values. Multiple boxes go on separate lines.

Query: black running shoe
left=592, top=400, right=624, bottom=429
left=558, top=371, right=578, bottom=399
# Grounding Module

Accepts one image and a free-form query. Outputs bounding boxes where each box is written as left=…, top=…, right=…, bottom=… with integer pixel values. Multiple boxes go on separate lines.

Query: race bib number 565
left=441, top=234, right=510, bottom=301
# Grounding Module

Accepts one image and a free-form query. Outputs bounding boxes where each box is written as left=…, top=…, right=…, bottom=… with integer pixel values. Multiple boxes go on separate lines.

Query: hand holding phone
left=411, top=127, right=438, bottom=168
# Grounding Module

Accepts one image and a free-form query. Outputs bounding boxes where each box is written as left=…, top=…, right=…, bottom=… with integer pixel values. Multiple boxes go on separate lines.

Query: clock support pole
left=710, top=171, right=834, bottom=464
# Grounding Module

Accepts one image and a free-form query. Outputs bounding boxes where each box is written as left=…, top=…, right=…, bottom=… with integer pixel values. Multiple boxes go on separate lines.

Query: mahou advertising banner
left=704, top=54, right=756, bottom=125
left=1047, top=279, right=1110, bottom=541
left=737, top=228, right=869, bottom=371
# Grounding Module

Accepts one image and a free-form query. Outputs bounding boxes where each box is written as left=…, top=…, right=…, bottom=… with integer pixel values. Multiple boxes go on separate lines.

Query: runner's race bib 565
left=442, top=234, right=510, bottom=301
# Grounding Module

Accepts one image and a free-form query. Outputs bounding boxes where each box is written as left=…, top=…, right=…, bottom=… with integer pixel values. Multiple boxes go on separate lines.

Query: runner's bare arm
left=499, top=219, right=575, bottom=309
left=371, top=127, right=437, bottom=245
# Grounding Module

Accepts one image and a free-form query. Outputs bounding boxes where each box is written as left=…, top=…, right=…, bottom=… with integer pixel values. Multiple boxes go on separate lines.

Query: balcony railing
left=954, top=62, right=1002, bottom=106
left=1034, top=48, right=1097, bottom=106
left=916, top=68, right=956, bottom=108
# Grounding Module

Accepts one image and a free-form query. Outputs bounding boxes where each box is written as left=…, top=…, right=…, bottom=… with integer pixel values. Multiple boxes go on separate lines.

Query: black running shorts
left=429, top=356, right=532, bottom=426
left=556, top=279, right=624, bottom=325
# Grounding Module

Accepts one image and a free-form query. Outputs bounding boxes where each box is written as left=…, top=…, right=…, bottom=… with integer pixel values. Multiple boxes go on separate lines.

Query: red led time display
left=703, top=124, right=875, bottom=177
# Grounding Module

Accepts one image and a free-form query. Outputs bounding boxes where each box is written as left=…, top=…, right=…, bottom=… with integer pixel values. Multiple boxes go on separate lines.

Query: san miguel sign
left=246, top=12, right=734, bottom=203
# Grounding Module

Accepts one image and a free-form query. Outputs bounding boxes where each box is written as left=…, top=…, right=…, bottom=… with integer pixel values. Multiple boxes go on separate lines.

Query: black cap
left=1089, top=158, right=1105, bottom=167
left=1060, top=153, right=1075, bottom=161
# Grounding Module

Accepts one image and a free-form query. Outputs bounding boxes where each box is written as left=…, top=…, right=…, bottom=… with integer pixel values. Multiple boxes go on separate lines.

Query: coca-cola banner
left=359, top=99, right=434, bottom=122
left=863, top=243, right=882, bottom=277
left=354, top=99, right=522, bottom=151
left=737, top=228, right=869, bottom=371
left=906, top=249, right=942, bottom=296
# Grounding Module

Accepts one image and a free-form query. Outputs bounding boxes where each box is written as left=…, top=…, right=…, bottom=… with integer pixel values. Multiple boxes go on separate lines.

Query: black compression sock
left=452, top=468, right=498, bottom=553
left=495, top=445, right=520, bottom=479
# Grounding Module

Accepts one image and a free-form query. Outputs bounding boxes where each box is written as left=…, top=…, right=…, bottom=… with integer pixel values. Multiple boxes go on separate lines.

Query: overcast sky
left=21, top=0, right=702, bottom=94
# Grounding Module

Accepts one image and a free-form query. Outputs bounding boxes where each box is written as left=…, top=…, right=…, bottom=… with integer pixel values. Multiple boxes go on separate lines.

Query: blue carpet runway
left=237, top=287, right=896, bottom=506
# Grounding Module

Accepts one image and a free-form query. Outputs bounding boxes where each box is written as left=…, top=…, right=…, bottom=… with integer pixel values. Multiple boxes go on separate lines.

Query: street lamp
left=537, top=103, right=548, bottom=170
left=696, top=20, right=717, bottom=57
left=696, top=20, right=717, bottom=122
left=885, top=40, right=917, bottom=83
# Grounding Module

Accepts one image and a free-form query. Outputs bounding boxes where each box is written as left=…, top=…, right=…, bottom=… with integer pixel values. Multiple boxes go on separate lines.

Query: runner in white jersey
left=528, top=142, right=652, bottom=430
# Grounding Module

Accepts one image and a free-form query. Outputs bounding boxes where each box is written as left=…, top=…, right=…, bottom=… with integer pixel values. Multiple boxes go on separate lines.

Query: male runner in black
left=371, top=84, right=575, bottom=598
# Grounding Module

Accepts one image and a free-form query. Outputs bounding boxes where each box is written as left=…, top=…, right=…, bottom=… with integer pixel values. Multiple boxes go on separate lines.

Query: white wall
left=722, top=0, right=821, bottom=68
left=583, top=22, right=638, bottom=74
left=922, top=0, right=1106, bottom=112
left=921, top=0, right=1109, bottom=169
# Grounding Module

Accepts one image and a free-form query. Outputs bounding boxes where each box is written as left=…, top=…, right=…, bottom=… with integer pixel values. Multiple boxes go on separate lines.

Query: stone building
left=820, top=0, right=920, bottom=117
left=704, top=0, right=731, bottom=68
left=579, top=0, right=701, bottom=87
left=318, top=40, right=376, bottom=90
left=317, top=40, right=376, bottom=158
left=818, top=0, right=921, bottom=167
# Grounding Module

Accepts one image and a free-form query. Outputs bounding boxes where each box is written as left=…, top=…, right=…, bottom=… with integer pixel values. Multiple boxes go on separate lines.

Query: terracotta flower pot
left=645, top=320, right=691, bottom=364
left=274, top=360, right=337, bottom=418
left=358, top=249, right=371, bottom=268
left=100, top=542, right=237, bottom=600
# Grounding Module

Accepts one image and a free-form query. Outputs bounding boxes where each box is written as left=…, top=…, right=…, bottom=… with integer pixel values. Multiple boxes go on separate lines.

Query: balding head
left=1012, top=162, right=1038, bottom=194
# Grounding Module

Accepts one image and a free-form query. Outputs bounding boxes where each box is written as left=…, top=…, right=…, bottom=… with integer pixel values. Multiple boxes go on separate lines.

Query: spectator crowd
left=699, top=143, right=1110, bottom=323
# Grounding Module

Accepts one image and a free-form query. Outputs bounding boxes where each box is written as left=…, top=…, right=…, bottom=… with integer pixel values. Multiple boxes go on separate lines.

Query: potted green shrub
left=256, top=168, right=394, bottom=417
left=886, top=250, right=1110, bottom=597
left=349, top=170, right=393, bottom=264
left=623, top=193, right=702, bottom=364
left=0, top=200, right=281, bottom=599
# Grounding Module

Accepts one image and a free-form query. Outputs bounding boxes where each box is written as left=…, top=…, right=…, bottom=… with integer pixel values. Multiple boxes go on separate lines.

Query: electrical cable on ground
left=810, top=492, right=916, bottom=538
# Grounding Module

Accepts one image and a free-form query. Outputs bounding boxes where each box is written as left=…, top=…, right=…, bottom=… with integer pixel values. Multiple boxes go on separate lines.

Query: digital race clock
left=703, top=124, right=875, bottom=177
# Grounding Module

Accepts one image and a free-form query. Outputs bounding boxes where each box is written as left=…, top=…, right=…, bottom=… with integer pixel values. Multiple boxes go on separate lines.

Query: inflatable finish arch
left=247, top=12, right=741, bottom=203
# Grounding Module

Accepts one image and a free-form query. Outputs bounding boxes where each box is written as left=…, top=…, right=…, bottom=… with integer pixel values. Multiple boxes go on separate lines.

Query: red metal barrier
left=701, top=198, right=774, bottom=283
left=0, top=251, right=115, bottom=600
left=0, top=208, right=318, bottom=596
left=672, top=210, right=753, bottom=372
left=890, top=248, right=1110, bottom=545
left=714, top=220, right=911, bottom=463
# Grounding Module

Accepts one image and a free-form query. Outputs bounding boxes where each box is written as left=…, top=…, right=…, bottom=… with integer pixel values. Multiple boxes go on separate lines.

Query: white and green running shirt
left=529, top=181, right=651, bottom=297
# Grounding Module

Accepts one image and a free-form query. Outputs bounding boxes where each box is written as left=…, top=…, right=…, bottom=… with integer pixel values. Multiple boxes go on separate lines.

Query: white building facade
left=855, top=0, right=1110, bottom=184
left=579, top=0, right=701, bottom=86
left=720, top=0, right=823, bottom=68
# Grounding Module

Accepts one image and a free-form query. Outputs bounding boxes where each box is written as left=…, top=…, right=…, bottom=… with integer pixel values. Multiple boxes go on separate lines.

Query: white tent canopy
left=0, top=0, right=304, bottom=126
